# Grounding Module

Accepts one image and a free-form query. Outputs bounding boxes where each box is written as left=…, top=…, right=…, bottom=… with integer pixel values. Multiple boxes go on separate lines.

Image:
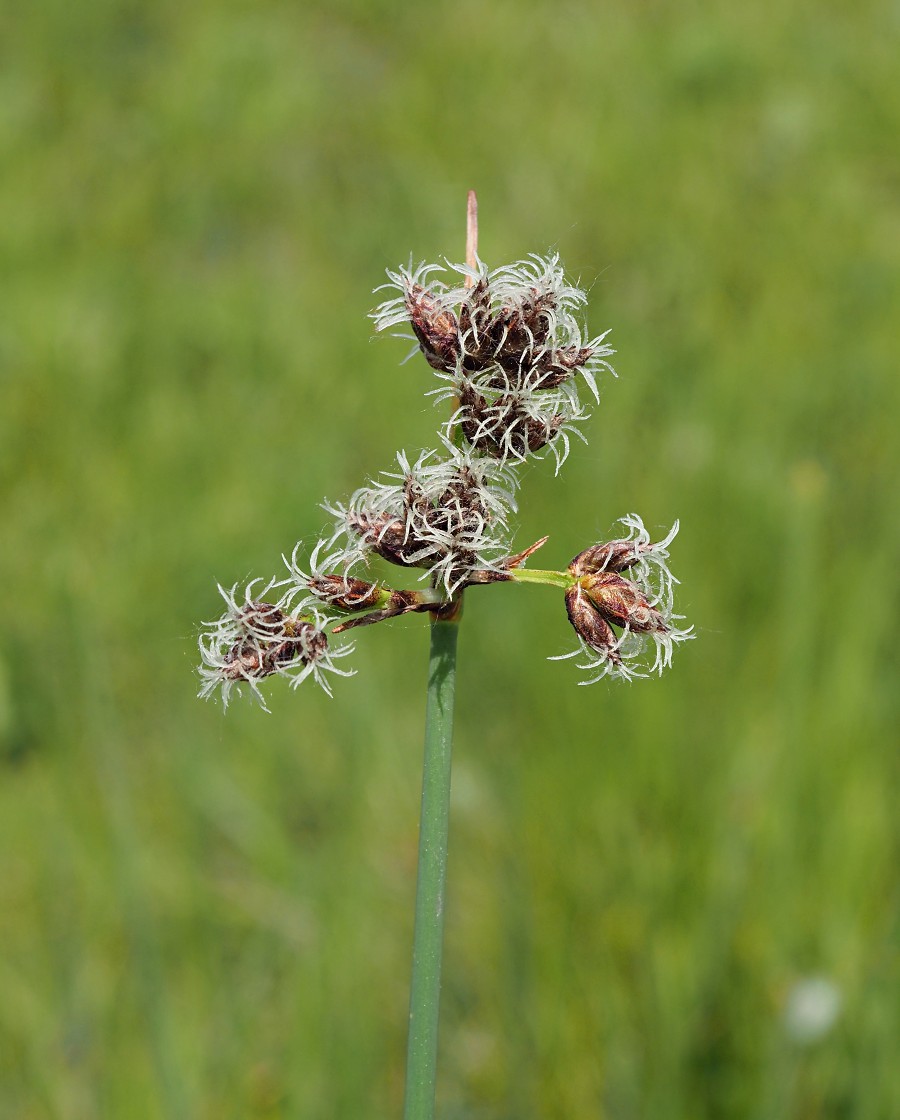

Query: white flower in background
left=783, top=977, right=842, bottom=1044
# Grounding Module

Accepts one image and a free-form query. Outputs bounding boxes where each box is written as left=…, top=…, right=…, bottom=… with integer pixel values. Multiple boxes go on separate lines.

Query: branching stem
left=505, top=567, right=575, bottom=590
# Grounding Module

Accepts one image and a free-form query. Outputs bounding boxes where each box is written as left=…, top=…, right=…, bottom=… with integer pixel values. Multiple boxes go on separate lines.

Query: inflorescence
left=198, top=241, right=692, bottom=708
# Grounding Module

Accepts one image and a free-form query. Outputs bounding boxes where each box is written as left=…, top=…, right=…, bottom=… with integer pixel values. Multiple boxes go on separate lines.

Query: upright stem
left=403, top=616, right=460, bottom=1120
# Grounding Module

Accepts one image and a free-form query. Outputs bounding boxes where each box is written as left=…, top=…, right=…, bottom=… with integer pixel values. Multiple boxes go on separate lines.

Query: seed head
left=323, top=443, right=519, bottom=594
left=569, top=514, right=682, bottom=614
left=198, top=203, right=693, bottom=711
left=197, top=580, right=355, bottom=710
left=374, top=263, right=462, bottom=372
left=285, top=541, right=385, bottom=610
left=372, top=254, right=615, bottom=469
left=553, top=516, right=693, bottom=683
left=285, top=540, right=432, bottom=628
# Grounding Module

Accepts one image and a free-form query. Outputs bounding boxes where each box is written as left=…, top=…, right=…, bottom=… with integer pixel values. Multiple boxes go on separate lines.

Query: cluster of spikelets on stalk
left=197, top=248, right=692, bottom=710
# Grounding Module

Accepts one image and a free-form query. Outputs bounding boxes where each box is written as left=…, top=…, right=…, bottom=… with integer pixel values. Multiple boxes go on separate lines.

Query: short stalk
left=506, top=567, right=575, bottom=590
left=403, top=616, right=460, bottom=1120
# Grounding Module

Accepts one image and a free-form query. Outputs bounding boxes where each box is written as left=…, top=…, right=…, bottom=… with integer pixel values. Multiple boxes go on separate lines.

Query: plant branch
left=504, top=566, right=575, bottom=590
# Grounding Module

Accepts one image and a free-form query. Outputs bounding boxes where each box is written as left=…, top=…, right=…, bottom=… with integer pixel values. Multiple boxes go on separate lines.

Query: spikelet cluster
left=197, top=234, right=691, bottom=707
left=197, top=581, right=354, bottom=711
left=322, top=443, right=520, bottom=595
left=554, top=515, right=694, bottom=683
left=373, top=255, right=615, bottom=471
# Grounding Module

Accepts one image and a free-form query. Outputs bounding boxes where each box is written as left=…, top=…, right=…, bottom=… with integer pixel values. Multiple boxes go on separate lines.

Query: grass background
left=1, top=1, right=898, bottom=1117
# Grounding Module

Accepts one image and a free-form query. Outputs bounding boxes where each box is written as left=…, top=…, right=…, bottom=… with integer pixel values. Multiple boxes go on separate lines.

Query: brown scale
left=466, top=351, right=595, bottom=401
left=564, top=585, right=625, bottom=669
left=473, top=343, right=593, bottom=392
left=307, top=574, right=384, bottom=611
left=349, top=464, right=493, bottom=578
left=347, top=512, right=424, bottom=568
left=578, top=572, right=667, bottom=634
left=457, top=383, right=564, bottom=457
left=434, top=467, right=489, bottom=518
left=459, top=284, right=573, bottom=381
left=423, top=474, right=490, bottom=580
left=527, top=344, right=596, bottom=386
left=405, top=285, right=461, bottom=373
left=420, top=496, right=482, bottom=559
left=457, top=278, right=493, bottom=356
left=569, top=539, right=644, bottom=577
left=491, top=292, right=555, bottom=358
left=457, top=281, right=546, bottom=370
left=331, top=589, right=429, bottom=633
left=348, top=508, right=448, bottom=571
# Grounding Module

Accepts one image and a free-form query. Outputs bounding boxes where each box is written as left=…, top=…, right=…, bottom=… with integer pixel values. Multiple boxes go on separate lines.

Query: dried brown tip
left=461, top=537, right=550, bottom=586
left=465, top=190, right=478, bottom=288
left=503, top=536, right=549, bottom=570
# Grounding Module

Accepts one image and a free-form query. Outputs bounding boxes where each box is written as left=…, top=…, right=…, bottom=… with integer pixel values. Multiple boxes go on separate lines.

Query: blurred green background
left=1, top=1, right=898, bottom=1117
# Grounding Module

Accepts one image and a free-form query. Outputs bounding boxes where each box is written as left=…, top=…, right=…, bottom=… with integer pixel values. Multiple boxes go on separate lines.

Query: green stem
left=506, top=566, right=575, bottom=590
left=403, top=616, right=460, bottom=1120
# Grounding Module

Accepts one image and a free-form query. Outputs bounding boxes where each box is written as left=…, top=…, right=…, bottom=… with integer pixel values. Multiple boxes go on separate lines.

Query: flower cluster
left=321, top=443, right=519, bottom=595
left=197, top=581, right=354, bottom=711
left=197, top=230, right=691, bottom=709
left=373, top=255, right=615, bottom=471
left=552, top=515, right=694, bottom=683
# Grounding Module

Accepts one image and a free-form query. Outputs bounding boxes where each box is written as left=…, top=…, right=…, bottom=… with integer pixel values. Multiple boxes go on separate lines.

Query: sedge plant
left=196, top=192, right=693, bottom=1119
